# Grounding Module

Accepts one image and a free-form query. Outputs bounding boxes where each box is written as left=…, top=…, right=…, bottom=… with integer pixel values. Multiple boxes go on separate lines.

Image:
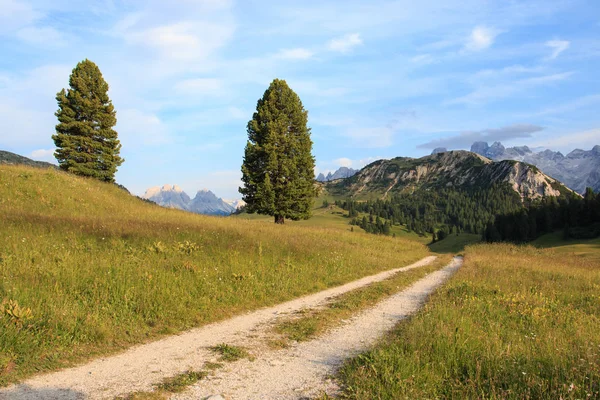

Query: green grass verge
left=336, top=243, right=600, bottom=399
left=0, top=165, right=429, bottom=386
left=428, top=233, right=481, bottom=254
left=273, top=255, right=452, bottom=343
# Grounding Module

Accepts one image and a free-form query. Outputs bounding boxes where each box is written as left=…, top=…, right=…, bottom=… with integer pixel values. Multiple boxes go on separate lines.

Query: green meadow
left=337, top=241, right=600, bottom=399
left=0, top=165, right=428, bottom=385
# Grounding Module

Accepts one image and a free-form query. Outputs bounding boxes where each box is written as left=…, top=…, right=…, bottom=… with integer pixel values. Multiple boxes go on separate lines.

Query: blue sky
left=1, top=0, right=599, bottom=199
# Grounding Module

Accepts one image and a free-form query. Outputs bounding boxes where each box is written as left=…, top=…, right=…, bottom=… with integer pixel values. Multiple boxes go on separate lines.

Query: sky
left=1, top=0, right=599, bottom=199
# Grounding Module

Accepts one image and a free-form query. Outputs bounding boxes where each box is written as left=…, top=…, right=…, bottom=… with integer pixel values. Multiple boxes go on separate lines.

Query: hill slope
left=0, top=150, right=56, bottom=168
left=0, top=164, right=427, bottom=385
left=327, top=151, right=571, bottom=201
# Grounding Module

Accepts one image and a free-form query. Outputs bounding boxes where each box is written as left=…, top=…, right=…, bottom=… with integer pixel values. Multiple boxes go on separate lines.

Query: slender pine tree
left=53, top=59, right=123, bottom=182
left=240, top=79, right=316, bottom=224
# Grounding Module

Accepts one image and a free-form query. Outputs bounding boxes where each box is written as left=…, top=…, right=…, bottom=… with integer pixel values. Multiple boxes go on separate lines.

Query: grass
left=273, top=255, right=452, bottom=343
left=533, top=231, right=600, bottom=263
left=210, top=343, right=253, bottom=362
left=336, top=243, right=600, bottom=399
left=0, top=165, right=429, bottom=386
left=428, top=233, right=481, bottom=254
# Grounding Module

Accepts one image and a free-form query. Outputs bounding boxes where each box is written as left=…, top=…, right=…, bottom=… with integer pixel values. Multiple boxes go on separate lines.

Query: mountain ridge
left=326, top=150, right=572, bottom=201
left=466, top=141, right=600, bottom=194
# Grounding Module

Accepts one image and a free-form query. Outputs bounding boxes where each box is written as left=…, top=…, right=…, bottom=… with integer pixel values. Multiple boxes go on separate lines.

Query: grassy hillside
left=0, top=165, right=429, bottom=385
left=337, top=242, right=600, bottom=399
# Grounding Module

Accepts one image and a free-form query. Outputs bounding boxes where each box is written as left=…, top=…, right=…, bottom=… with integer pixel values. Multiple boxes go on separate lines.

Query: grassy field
left=428, top=233, right=481, bottom=254
left=0, top=165, right=429, bottom=386
left=533, top=231, right=600, bottom=263
left=337, top=242, right=600, bottom=399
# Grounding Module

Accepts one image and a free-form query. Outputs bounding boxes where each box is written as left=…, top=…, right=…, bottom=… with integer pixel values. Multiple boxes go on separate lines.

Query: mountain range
left=326, top=150, right=572, bottom=201
left=143, top=185, right=244, bottom=216
left=316, top=167, right=358, bottom=182
left=435, top=142, right=600, bottom=195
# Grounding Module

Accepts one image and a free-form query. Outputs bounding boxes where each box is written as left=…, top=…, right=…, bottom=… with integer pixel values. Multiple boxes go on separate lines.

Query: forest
left=335, top=185, right=600, bottom=243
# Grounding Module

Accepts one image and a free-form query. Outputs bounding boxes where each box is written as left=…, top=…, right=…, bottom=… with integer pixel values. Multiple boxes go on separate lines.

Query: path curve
left=174, top=256, right=463, bottom=400
left=0, top=256, right=437, bottom=400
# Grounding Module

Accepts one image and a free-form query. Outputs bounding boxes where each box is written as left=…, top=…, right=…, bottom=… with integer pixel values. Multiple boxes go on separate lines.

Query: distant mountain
left=316, top=167, right=358, bottom=182
left=143, top=185, right=236, bottom=216
left=469, top=141, right=600, bottom=194
left=327, top=151, right=572, bottom=201
left=0, top=150, right=56, bottom=169
left=223, top=199, right=246, bottom=210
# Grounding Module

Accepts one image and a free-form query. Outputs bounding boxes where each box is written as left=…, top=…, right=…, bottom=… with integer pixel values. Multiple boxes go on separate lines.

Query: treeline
left=484, top=188, right=600, bottom=242
left=336, top=184, right=524, bottom=238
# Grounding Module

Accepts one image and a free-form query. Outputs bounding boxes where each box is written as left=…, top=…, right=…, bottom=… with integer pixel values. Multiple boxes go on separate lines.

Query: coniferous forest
left=336, top=184, right=600, bottom=243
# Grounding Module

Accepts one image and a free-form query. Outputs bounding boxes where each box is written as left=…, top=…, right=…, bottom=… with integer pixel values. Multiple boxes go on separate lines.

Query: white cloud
left=345, top=126, right=393, bottom=148
left=334, top=157, right=353, bottom=168
left=228, top=106, right=249, bottom=120
left=0, top=0, right=40, bottom=34
left=464, top=26, right=499, bottom=52
left=123, top=20, right=235, bottom=62
left=276, top=48, right=314, bottom=60
left=328, top=33, right=362, bottom=53
left=530, top=128, right=600, bottom=150
left=447, top=72, right=573, bottom=106
left=410, top=54, right=435, bottom=64
left=546, top=40, right=570, bottom=59
left=174, top=78, right=222, bottom=95
left=29, top=148, right=56, bottom=163
left=117, top=109, right=173, bottom=146
left=16, top=26, right=66, bottom=47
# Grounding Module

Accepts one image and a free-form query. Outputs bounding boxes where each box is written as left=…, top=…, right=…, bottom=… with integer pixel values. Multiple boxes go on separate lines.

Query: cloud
left=464, top=26, right=499, bottom=52
left=124, top=21, right=234, bottom=61
left=334, top=157, right=353, bottom=168
left=447, top=72, right=573, bottom=106
left=345, top=126, right=393, bottom=148
left=328, top=33, right=362, bottom=53
left=174, top=78, right=223, bottom=95
left=0, top=0, right=40, bottom=34
left=530, top=128, right=600, bottom=150
left=546, top=40, right=570, bottom=59
left=410, top=54, right=435, bottom=64
left=29, top=148, right=56, bottom=163
left=276, top=48, right=314, bottom=60
left=117, top=109, right=173, bottom=146
left=418, top=123, right=544, bottom=149
left=16, top=26, right=66, bottom=47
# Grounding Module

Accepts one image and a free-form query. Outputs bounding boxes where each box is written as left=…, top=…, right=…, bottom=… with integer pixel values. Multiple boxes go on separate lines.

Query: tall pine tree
left=53, top=59, right=123, bottom=182
left=240, top=79, right=315, bottom=224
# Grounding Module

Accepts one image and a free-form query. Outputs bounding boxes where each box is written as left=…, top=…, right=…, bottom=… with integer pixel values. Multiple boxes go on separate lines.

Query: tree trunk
left=274, top=214, right=285, bottom=224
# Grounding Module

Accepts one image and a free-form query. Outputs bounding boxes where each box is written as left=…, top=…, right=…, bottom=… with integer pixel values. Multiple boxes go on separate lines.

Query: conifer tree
left=240, top=79, right=315, bottom=224
left=53, top=59, right=123, bottom=182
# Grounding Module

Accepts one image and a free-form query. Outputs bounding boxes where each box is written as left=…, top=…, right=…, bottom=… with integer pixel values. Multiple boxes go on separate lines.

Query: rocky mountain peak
left=469, top=141, right=599, bottom=193
left=143, top=185, right=237, bottom=216
left=316, top=166, right=358, bottom=182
